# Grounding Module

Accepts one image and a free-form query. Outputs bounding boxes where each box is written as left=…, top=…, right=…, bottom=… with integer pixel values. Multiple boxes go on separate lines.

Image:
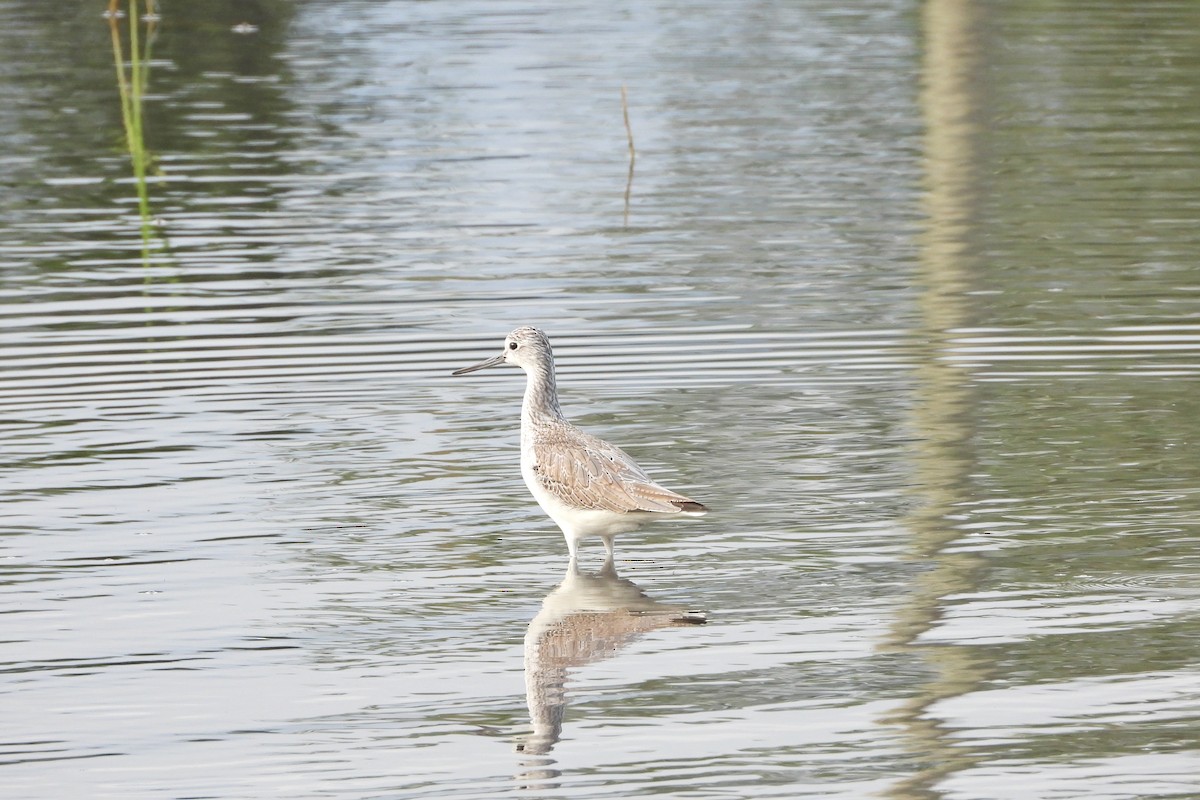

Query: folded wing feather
left=531, top=434, right=699, bottom=514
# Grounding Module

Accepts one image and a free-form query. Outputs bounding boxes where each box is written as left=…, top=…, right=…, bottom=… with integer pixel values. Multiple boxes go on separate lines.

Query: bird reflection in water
left=516, top=558, right=706, bottom=786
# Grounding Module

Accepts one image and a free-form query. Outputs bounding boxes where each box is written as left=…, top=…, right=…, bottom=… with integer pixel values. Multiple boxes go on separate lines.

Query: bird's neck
left=520, top=360, right=565, bottom=430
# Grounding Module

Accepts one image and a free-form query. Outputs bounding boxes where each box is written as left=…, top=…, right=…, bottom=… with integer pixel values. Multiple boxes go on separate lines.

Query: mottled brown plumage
left=530, top=419, right=700, bottom=513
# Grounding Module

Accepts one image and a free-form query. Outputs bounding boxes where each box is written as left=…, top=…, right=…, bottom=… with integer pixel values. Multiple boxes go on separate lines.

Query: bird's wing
left=531, top=433, right=702, bottom=514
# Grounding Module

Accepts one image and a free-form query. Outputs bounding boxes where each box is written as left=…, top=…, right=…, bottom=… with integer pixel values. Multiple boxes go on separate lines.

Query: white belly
left=520, top=455, right=646, bottom=541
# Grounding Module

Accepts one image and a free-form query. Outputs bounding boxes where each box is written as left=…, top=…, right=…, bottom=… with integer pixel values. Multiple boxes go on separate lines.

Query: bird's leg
left=601, top=535, right=614, bottom=561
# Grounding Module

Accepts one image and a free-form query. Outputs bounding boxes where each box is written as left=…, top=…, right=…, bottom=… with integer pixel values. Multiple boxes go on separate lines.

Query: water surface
left=2, top=1, right=1199, bottom=798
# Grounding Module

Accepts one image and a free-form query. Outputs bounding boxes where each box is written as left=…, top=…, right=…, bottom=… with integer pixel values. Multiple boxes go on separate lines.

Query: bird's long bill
left=451, top=352, right=506, bottom=375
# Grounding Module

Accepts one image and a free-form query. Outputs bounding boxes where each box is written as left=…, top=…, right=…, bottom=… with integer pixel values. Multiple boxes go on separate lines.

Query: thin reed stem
left=107, top=0, right=161, bottom=260
left=621, top=85, right=636, bottom=226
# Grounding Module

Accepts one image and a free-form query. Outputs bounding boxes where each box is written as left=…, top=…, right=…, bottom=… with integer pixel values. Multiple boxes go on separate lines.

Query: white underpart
left=520, top=456, right=651, bottom=559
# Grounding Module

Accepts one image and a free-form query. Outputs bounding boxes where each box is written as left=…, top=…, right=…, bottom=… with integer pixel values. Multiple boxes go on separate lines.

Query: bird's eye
left=508, top=341, right=518, bottom=350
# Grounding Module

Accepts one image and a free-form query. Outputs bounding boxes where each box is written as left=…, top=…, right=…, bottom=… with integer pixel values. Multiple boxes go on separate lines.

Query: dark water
left=3, top=1, right=1199, bottom=798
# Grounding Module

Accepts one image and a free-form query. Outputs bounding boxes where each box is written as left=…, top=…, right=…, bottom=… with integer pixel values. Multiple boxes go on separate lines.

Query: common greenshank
left=452, top=326, right=707, bottom=560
